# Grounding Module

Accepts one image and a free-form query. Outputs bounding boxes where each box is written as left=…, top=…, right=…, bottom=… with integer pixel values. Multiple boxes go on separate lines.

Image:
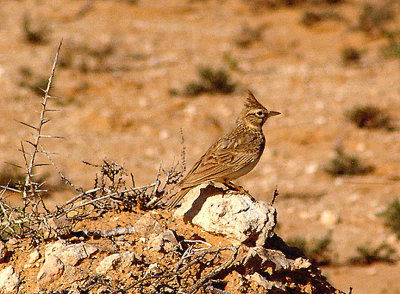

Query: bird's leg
left=223, top=181, right=256, bottom=202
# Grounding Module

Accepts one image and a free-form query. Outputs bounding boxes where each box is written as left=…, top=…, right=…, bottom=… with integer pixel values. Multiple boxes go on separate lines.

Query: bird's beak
left=268, top=110, right=281, bottom=117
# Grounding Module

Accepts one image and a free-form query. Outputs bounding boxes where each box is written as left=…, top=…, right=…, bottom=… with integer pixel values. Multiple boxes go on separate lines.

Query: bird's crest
left=244, top=90, right=266, bottom=110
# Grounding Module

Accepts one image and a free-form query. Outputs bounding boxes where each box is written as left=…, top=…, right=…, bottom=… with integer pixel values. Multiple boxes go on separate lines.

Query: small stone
left=27, top=249, right=40, bottom=265
left=0, top=241, right=8, bottom=263
left=44, top=216, right=73, bottom=238
left=242, top=247, right=292, bottom=275
left=6, top=239, right=17, bottom=246
left=96, top=252, right=139, bottom=274
left=55, top=243, right=98, bottom=266
left=293, top=257, right=312, bottom=269
left=133, top=213, right=163, bottom=238
left=305, top=163, right=318, bottom=174
left=44, top=240, right=67, bottom=259
left=319, top=211, right=339, bottom=227
left=61, top=265, right=88, bottom=283
left=96, top=254, right=122, bottom=274
left=0, top=266, right=19, bottom=293
left=149, top=230, right=179, bottom=253
left=37, top=255, right=64, bottom=286
left=249, top=272, right=272, bottom=290
left=303, top=283, right=314, bottom=294
left=121, top=252, right=140, bottom=267
left=147, top=263, right=162, bottom=276
left=249, top=272, right=284, bottom=290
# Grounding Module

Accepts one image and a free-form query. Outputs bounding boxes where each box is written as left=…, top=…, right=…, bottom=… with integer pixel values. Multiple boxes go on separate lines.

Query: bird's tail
left=165, top=187, right=191, bottom=210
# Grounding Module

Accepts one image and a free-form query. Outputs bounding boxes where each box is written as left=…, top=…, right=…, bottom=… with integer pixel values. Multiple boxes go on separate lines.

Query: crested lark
left=166, top=90, right=280, bottom=209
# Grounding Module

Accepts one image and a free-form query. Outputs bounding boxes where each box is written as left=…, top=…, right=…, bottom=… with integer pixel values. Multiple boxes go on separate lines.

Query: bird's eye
left=256, top=111, right=263, bottom=116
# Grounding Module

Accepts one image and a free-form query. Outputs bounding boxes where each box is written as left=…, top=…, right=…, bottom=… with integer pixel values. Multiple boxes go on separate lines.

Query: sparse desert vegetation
left=381, top=198, right=400, bottom=239
left=182, top=66, right=237, bottom=97
left=0, top=0, right=400, bottom=293
left=324, top=146, right=374, bottom=176
left=346, top=105, right=393, bottom=130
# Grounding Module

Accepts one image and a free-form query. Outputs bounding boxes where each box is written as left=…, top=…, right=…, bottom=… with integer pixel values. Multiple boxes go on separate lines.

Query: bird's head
left=236, top=90, right=280, bottom=129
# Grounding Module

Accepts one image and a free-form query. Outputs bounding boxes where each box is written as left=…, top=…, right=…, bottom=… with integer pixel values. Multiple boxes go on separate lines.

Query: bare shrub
left=324, top=147, right=374, bottom=176
left=380, top=198, right=400, bottom=238
left=183, top=66, right=237, bottom=97
left=349, top=242, right=396, bottom=265
left=357, top=3, right=394, bottom=35
left=346, top=105, right=393, bottom=130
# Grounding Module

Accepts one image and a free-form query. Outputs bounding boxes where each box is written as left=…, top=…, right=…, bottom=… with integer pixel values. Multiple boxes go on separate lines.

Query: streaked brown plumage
left=166, top=90, right=280, bottom=209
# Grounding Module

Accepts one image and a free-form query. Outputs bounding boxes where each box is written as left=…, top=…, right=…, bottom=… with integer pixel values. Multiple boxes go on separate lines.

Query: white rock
left=305, top=163, right=318, bottom=174
left=293, top=257, right=312, bottom=269
left=37, top=255, right=64, bottom=286
left=147, top=263, right=162, bottom=276
left=54, top=243, right=98, bottom=266
left=249, top=272, right=284, bottom=290
left=44, top=240, right=67, bottom=259
left=0, top=266, right=19, bottom=293
left=6, top=239, right=17, bottom=246
left=96, top=254, right=122, bottom=274
left=174, top=184, right=276, bottom=245
left=249, top=272, right=272, bottom=290
left=45, top=241, right=97, bottom=266
left=319, top=210, right=339, bottom=227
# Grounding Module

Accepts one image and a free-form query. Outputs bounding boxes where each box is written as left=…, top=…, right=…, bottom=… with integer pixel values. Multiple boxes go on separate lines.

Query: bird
left=166, top=90, right=280, bottom=209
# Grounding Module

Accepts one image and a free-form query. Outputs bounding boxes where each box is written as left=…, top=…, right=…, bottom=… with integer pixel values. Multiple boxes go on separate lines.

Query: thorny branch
left=22, top=40, right=63, bottom=204
left=0, top=41, right=63, bottom=243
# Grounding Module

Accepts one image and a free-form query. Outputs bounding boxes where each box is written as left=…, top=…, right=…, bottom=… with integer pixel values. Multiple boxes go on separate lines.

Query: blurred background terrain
left=0, top=0, right=400, bottom=292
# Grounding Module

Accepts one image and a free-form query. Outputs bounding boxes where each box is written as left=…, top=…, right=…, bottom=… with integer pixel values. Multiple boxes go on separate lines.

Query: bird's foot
left=223, top=181, right=257, bottom=202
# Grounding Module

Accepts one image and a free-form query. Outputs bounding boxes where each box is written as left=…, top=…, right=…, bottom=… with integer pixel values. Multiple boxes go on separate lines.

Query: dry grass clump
left=382, top=40, right=400, bottom=59
left=183, top=66, right=237, bottom=97
left=234, top=22, right=266, bottom=48
left=22, top=13, right=51, bottom=44
left=324, top=147, right=374, bottom=176
left=245, top=0, right=343, bottom=9
left=357, top=3, right=394, bottom=35
left=301, top=11, right=344, bottom=27
left=346, top=105, right=393, bottom=130
left=349, top=242, right=396, bottom=265
left=18, top=67, right=49, bottom=96
left=380, top=198, right=400, bottom=239
left=341, top=47, right=362, bottom=65
left=59, top=40, right=121, bottom=73
left=287, top=234, right=332, bottom=265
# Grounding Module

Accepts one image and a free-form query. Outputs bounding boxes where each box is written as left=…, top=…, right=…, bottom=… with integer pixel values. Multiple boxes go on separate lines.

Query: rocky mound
left=0, top=184, right=344, bottom=294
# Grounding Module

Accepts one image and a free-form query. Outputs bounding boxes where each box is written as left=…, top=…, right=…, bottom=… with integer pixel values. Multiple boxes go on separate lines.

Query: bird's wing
left=180, top=133, right=262, bottom=188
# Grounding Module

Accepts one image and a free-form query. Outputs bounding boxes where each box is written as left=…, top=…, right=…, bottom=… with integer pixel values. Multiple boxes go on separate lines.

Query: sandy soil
left=0, top=0, right=400, bottom=293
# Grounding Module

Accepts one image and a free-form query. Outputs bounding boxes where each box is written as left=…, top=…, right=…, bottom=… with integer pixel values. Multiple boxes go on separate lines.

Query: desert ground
left=0, top=0, right=400, bottom=293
